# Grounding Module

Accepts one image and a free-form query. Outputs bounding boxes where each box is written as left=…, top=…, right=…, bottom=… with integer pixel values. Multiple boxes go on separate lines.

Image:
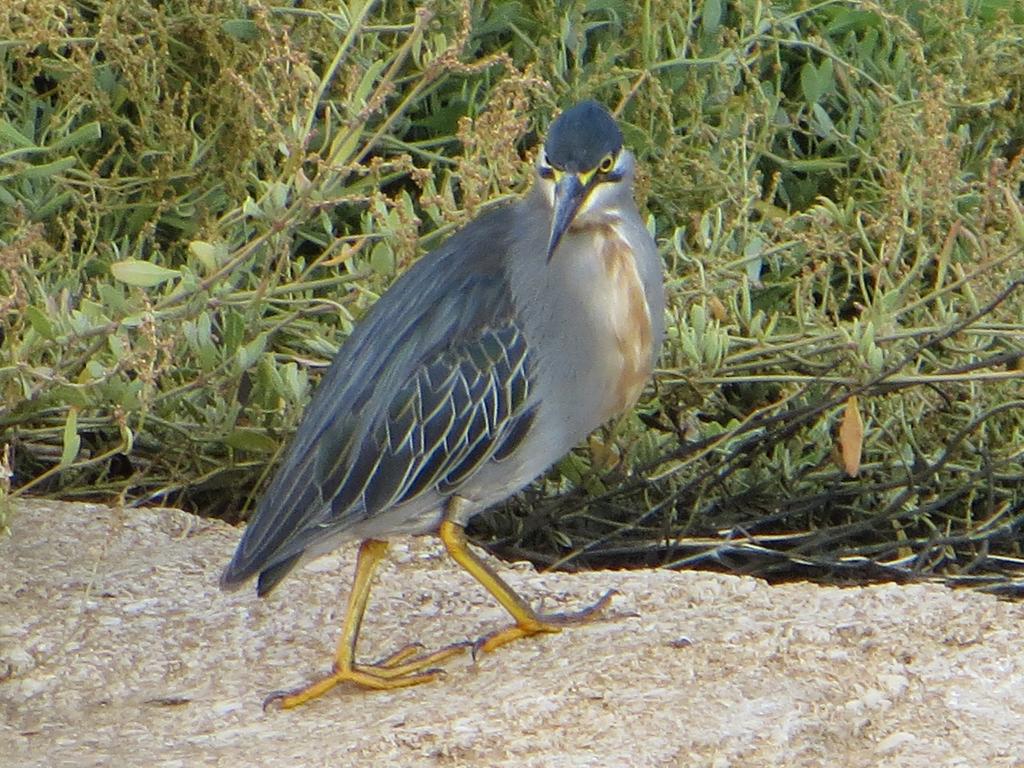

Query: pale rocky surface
left=2, top=499, right=1023, bottom=768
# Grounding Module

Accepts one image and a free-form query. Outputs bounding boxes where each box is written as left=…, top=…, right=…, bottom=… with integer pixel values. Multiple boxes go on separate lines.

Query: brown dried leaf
left=708, top=295, right=728, bottom=322
left=838, top=395, right=864, bottom=477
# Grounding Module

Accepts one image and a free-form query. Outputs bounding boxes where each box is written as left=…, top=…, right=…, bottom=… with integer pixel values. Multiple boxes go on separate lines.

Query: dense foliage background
left=2, top=0, right=1023, bottom=589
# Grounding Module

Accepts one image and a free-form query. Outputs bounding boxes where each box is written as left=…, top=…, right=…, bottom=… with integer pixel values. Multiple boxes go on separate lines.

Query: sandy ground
left=1, top=499, right=1023, bottom=768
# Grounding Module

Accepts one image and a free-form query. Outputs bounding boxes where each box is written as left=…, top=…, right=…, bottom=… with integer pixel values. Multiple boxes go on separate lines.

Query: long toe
left=265, top=642, right=471, bottom=710
left=474, top=588, right=617, bottom=656
left=358, top=640, right=471, bottom=678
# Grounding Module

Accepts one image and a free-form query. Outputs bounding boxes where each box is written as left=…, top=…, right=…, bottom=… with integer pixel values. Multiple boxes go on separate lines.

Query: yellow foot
left=264, top=641, right=470, bottom=710
left=474, top=589, right=617, bottom=656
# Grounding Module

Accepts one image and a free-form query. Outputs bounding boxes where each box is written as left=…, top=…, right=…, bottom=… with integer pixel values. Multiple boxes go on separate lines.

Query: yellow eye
left=599, top=153, right=615, bottom=173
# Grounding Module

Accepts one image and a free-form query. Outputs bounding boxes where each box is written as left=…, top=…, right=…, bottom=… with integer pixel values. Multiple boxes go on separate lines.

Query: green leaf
left=236, top=333, right=268, bottom=371
left=188, top=240, right=223, bottom=273
left=84, top=360, right=107, bottom=380
left=31, top=190, right=74, bottom=220
left=0, top=120, right=35, bottom=149
left=810, top=102, right=836, bottom=138
left=242, top=195, right=262, bottom=217
left=826, top=10, right=882, bottom=35
left=369, top=241, right=395, bottom=275
left=329, top=126, right=365, bottom=167
left=60, top=407, right=81, bottom=468
left=221, top=19, right=259, bottom=40
left=53, top=384, right=91, bottom=408
left=280, top=362, right=308, bottom=402
left=354, top=60, right=386, bottom=108
left=267, top=181, right=289, bottom=211
left=224, top=428, right=279, bottom=453
left=193, top=311, right=218, bottom=370
left=107, top=332, right=127, bottom=359
left=24, top=306, right=56, bottom=340
left=97, top=283, right=130, bottom=314
left=800, top=59, right=834, bottom=104
left=701, top=0, right=722, bottom=36
left=51, top=121, right=102, bottom=151
left=222, top=309, right=245, bottom=355
left=19, top=156, right=77, bottom=179
left=110, top=259, right=181, bottom=287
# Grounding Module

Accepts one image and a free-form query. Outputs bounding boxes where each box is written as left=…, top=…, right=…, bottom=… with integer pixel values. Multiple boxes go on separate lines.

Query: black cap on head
left=543, top=100, right=623, bottom=174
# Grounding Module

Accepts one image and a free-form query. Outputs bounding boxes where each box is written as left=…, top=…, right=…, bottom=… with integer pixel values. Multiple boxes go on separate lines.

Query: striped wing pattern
left=316, top=322, right=537, bottom=524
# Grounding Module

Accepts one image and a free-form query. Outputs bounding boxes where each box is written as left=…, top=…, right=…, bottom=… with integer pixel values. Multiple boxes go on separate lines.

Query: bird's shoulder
left=306, top=201, right=523, bottom=426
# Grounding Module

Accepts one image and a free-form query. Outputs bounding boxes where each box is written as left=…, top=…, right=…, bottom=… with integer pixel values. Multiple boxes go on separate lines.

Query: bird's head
left=536, top=100, right=634, bottom=261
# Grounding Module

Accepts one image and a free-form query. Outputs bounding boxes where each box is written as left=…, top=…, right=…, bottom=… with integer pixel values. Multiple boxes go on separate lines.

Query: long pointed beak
left=546, top=174, right=588, bottom=261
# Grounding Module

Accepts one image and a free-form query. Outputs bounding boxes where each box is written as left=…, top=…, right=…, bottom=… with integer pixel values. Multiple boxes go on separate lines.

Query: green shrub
left=2, top=1, right=1022, bottom=587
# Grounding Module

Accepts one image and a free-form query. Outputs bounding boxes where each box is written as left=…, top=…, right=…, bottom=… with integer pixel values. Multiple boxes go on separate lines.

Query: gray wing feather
left=221, top=205, right=537, bottom=592
left=362, top=323, right=534, bottom=512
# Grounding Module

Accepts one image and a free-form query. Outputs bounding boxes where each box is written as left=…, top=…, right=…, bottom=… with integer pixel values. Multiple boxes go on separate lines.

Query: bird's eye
left=598, top=153, right=616, bottom=174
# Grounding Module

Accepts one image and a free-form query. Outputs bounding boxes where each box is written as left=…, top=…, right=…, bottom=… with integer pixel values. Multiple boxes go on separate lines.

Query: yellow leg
left=265, top=539, right=469, bottom=710
left=439, top=519, right=614, bottom=655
